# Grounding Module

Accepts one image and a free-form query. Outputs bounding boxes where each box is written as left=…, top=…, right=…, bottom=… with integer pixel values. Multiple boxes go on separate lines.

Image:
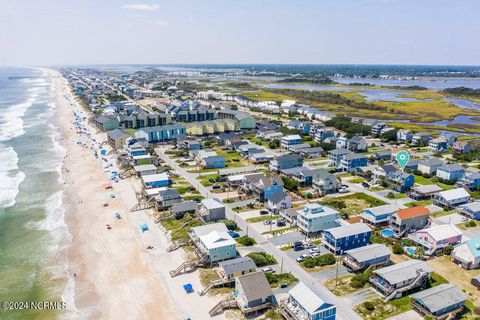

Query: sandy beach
left=52, top=72, right=179, bottom=319
left=51, top=70, right=227, bottom=320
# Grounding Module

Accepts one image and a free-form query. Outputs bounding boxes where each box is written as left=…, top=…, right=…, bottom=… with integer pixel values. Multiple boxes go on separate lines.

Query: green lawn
left=405, top=199, right=433, bottom=207
left=354, top=297, right=412, bottom=320
left=245, top=215, right=280, bottom=223
left=320, top=192, right=387, bottom=217
left=413, top=174, right=455, bottom=190
left=198, top=173, right=220, bottom=187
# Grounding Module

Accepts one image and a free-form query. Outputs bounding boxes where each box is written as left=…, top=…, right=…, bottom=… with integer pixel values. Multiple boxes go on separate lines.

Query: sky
left=0, top=0, right=479, bottom=66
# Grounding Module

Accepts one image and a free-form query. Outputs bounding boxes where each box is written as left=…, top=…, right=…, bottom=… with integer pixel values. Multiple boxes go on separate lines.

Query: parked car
left=293, top=242, right=304, bottom=251
left=362, top=182, right=370, bottom=188
left=276, top=218, right=286, bottom=227
left=304, top=243, right=316, bottom=249
left=263, top=219, right=274, bottom=225
left=296, top=254, right=309, bottom=263
left=212, top=184, right=220, bottom=189
left=308, top=247, right=320, bottom=254
left=311, top=252, right=321, bottom=258
left=339, top=188, right=349, bottom=194
left=262, top=266, right=275, bottom=273
left=259, top=210, right=269, bottom=215
left=227, top=230, right=240, bottom=238
left=208, top=178, right=216, bottom=183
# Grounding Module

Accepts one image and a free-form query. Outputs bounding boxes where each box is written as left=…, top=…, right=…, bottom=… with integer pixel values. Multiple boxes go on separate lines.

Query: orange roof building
left=396, top=206, right=430, bottom=220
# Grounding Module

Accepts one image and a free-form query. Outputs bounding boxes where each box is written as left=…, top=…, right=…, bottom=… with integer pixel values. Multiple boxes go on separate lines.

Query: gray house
left=269, top=154, right=304, bottom=172
left=197, top=198, right=226, bottom=222
left=218, top=257, right=257, bottom=280
left=234, top=272, right=274, bottom=314
left=170, top=200, right=197, bottom=218
left=389, top=206, right=430, bottom=238
left=343, top=244, right=392, bottom=271
left=411, top=284, right=467, bottom=318
left=154, top=189, right=181, bottom=210
left=417, top=158, right=444, bottom=175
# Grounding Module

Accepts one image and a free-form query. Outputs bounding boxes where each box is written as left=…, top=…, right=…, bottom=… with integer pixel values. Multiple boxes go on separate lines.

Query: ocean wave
left=0, top=144, right=25, bottom=208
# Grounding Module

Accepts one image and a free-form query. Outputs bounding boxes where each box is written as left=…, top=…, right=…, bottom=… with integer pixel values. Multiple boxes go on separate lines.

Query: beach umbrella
left=140, top=223, right=149, bottom=232
left=101, top=149, right=107, bottom=155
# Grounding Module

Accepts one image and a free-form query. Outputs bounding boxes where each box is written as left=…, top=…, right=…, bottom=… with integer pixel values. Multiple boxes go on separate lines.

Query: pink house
left=408, top=224, right=462, bottom=256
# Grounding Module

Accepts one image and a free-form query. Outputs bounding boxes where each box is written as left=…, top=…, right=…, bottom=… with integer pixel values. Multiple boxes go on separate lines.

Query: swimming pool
left=406, top=247, right=416, bottom=255
left=381, top=229, right=395, bottom=238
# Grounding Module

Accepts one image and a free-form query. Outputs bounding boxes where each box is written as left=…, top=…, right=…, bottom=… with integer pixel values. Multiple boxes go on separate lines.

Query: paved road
left=156, top=147, right=363, bottom=320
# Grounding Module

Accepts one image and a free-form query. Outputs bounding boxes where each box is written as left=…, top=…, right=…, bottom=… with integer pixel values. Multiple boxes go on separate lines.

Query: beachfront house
left=95, top=115, right=120, bottom=131
left=408, top=184, right=443, bottom=200
left=370, top=259, right=432, bottom=300
left=218, top=257, right=257, bottom=281
left=347, top=136, right=368, bottom=152
left=453, top=237, right=480, bottom=269
left=339, top=153, right=368, bottom=172
left=132, top=154, right=153, bottom=165
left=154, top=188, right=181, bottom=210
left=189, top=223, right=237, bottom=263
left=456, top=172, right=480, bottom=191
left=322, top=224, right=372, bottom=255
left=234, top=272, right=274, bottom=315
left=434, top=187, right=472, bottom=209
left=411, top=284, right=467, bottom=319
left=389, top=206, right=430, bottom=238
left=126, top=140, right=147, bottom=156
left=342, top=244, right=391, bottom=271
left=397, top=129, right=413, bottom=142
left=141, top=173, right=170, bottom=188
left=170, top=200, right=197, bottom=218
left=428, top=138, right=448, bottom=152
left=296, top=203, right=340, bottom=235
left=269, top=154, right=304, bottom=172
left=408, top=224, right=463, bottom=256
left=417, top=158, right=444, bottom=175
left=280, top=282, right=336, bottom=320
left=266, top=190, right=292, bottom=213
left=436, top=163, right=465, bottom=182
left=457, top=201, right=480, bottom=220
left=328, top=148, right=352, bottom=168
left=360, top=204, right=399, bottom=228
left=133, top=164, right=157, bottom=176
left=134, top=124, right=186, bottom=143
left=107, top=129, right=130, bottom=149
left=197, top=198, right=226, bottom=222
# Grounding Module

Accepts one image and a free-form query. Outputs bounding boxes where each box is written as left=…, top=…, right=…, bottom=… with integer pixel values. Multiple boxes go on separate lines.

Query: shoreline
left=52, top=71, right=180, bottom=319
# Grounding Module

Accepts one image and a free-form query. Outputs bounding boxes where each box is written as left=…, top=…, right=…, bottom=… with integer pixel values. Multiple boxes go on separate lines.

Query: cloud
left=188, top=17, right=195, bottom=21
left=123, top=3, right=159, bottom=11
left=153, top=20, right=168, bottom=26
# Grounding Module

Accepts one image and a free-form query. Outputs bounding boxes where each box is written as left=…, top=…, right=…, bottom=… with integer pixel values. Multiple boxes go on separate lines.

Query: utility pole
left=335, top=257, right=339, bottom=286
left=280, top=257, right=284, bottom=274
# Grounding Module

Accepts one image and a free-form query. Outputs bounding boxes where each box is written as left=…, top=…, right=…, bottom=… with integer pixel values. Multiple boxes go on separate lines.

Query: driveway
left=269, top=231, right=304, bottom=246
left=432, top=212, right=464, bottom=225
left=342, top=287, right=379, bottom=306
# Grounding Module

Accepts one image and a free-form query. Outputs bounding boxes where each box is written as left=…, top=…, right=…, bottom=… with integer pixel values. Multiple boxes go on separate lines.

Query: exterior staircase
left=169, top=257, right=206, bottom=277
left=199, top=278, right=234, bottom=296
left=166, top=239, right=191, bottom=252
left=209, top=299, right=237, bottom=317
left=384, top=270, right=429, bottom=302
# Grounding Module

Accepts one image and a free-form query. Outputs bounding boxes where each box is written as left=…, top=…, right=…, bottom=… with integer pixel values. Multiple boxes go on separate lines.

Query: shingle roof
left=416, top=224, right=462, bottom=242
left=237, top=272, right=273, bottom=303
left=412, top=184, right=443, bottom=194
left=268, top=190, right=289, bottom=204
left=329, top=148, right=352, bottom=156
left=171, top=201, right=197, bottom=213
left=345, top=244, right=391, bottom=263
left=437, top=188, right=470, bottom=201
left=219, top=257, right=256, bottom=275
left=437, top=163, right=465, bottom=173
left=411, top=284, right=467, bottom=313
left=396, top=206, right=430, bottom=220
left=191, top=223, right=228, bottom=237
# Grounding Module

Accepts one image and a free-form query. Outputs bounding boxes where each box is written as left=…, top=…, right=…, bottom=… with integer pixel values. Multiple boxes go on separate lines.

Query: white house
left=434, top=188, right=472, bottom=209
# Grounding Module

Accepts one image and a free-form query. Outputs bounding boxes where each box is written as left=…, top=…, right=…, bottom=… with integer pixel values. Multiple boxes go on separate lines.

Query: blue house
left=141, top=173, right=170, bottom=188
left=436, top=163, right=465, bottom=182
left=281, top=282, right=336, bottom=320
left=458, top=201, right=480, bottom=221
left=281, top=134, right=302, bottom=149
left=411, top=284, right=467, bottom=318
left=288, top=120, right=311, bottom=134
left=457, top=172, right=480, bottom=190
left=323, top=223, right=372, bottom=255
left=386, top=171, right=415, bottom=192
left=328, top=149, right=352, bottom=168
left=360, top=204, right=399, bottom=227
left=339, top=153, right=368, bottom=172
left=201, top=156, right=225, bottom=169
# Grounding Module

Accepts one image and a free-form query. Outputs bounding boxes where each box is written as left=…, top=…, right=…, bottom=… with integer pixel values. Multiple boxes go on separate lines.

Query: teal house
left=190, top=223, right=237, bottom=263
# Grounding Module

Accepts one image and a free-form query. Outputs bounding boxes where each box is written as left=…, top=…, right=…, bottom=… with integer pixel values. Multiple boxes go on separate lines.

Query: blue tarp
left=183, top=283, right=193, bottom=294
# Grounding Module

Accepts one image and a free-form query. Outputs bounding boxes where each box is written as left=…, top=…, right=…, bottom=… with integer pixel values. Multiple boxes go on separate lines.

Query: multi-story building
left=296, top=203, right=340, bottom=235
left=322, top=223, right=372, bottom=255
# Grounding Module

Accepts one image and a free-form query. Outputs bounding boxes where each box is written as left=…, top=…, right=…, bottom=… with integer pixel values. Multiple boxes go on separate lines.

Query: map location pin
left=396, top=151, right=410, bottom=171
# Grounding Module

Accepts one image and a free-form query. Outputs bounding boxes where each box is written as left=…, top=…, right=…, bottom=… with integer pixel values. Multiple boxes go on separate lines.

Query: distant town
left=62, top=65, right=480, bottom=320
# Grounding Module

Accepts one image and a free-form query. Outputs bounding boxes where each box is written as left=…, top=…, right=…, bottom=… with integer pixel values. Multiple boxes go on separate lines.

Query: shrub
left=303, top=257, right=317, bottom=269
left=392, top=244, right=404, bottom=254
left=222, top=219, right=237, bottom=231
left=465, top=220, right=477, bottom=228
left=444, top=244, right=453, bottom=255
left=363, top=301, right=375, bottom=311
left=386, top=192, right=395, bottom=199
left=236, top=236, right=256, bottom=246
left=305, top=192, right=313, bottom=199
left=350, top=268, right=372, bottom=288
left=315, top=253, right=335, bottom=266
left=422, top=172, right=431, bottom=178
left=413, top=169, right=422, bottom=176
left=247, top=252, right=277, bottom=267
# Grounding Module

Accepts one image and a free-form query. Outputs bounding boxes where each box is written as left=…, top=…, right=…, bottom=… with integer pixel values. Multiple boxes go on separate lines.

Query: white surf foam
left=0, top=143, right=25, bottom=208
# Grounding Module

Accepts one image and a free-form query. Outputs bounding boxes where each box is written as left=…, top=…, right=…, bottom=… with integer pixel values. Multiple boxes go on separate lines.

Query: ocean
left=0, top=67, right=74, bottom=319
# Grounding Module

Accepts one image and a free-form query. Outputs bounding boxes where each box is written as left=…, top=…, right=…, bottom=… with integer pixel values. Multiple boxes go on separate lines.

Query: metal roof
left=288, top=282, right=332, bottom=315
left=201, top=198, right=224, bottom=210
left=191, top=223, right=228, bottom=237
left=345, top=244, right=391, bottom=263
left=437, top=188, right=470, bottom=201
left=374, top=259, right=432, bottom=285
left=219, top=257, right=256, bottom=275
left=411, top=284, right=467, bottom=313
left=325, top=223, right=371, bottom=239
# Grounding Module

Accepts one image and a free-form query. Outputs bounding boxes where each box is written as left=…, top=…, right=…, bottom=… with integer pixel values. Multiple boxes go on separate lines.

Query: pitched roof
left=437, top=188, right=470, bottom=201
left=171, top=200, right=197, bottom=213
left=107, top=128, right=130, bottom=139
left=288, top=282, right=332, bottom=315
left=411, top=284, right=467, bottom=313
left=328, top=148, right=352, bottom=156
left=437, top=163, right=465, bottom=173
left=237, top=272, right=273, bottom=303
left=412, top=184, right=443, bottom=194
left=199, top=231, right=236, bottom=249
left=364, top=205, right=399, bottom=217
left=142, top=173, right=169, bottom=183
left=268, top=190, right=289, bottom=204
left=460, top=201, right=480, bottom=213
left=419, top=158, right=443, bottom=167
left=219, top=257, right=256, bottom=275
left=374, top=259, right=432, bottom=285
left=416, top=224, right=462, bottom=242
left=345, top=244, right=391, bottom=263
left=201, top=198, right=224, bottom=210
left=395, top=206, right=430, bottom=220
left=191, top=223, right=228, bottom=237
left=465, top=237, right=480, bottom=258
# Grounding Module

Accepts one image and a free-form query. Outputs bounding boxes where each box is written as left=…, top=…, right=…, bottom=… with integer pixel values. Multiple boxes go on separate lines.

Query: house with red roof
left=388, top=206, right=430, bottom=238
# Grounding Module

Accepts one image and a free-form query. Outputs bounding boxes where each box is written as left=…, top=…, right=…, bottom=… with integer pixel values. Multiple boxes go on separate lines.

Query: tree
left=222, top=220, right=237, bottom=231
left=281, top=176, right=299, bottom=192
left=392, top=244, right=404, bottom=254
left=386, top=192, right=395, bottom=199
left=268, top=139, right=280, bottom=149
